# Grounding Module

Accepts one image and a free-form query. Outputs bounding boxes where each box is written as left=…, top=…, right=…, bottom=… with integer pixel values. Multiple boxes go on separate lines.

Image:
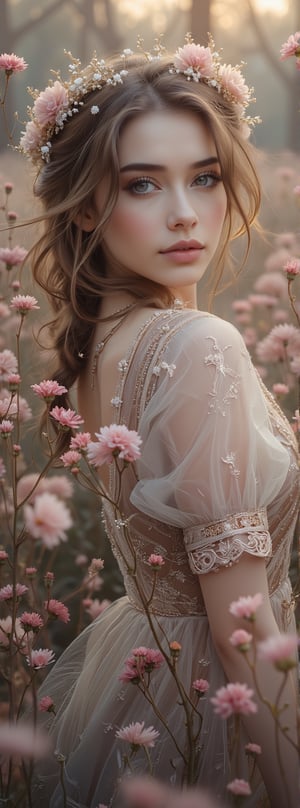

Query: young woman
left=21, top=40, right=299, bottom=807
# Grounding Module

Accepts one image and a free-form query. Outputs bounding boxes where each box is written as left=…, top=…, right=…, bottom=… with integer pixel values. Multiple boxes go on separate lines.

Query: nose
left=167, top=189, right=198, bottom=231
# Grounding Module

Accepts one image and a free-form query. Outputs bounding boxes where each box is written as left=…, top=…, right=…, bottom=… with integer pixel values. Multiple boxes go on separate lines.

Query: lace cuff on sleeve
left=183, top=509, right=272, bottom=574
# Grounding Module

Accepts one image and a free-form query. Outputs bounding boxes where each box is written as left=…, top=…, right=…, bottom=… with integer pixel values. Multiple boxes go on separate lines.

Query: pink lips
left=160, top=240, right=204, bottom=253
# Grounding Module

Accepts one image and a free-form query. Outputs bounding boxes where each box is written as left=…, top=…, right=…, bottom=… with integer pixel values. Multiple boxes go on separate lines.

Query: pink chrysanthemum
left=38, top=696, right=55, bottom=713
left=10, top=295, right=40, bottom=313
left=218, top=64, right=250, bottom=105
left=19, top=121, right=41, bottom=153
left=50, top=406, right=84, bottom=429
left=20, top=611, right=44, bottom=632
left=173, top=43, right=214, bottom=77
left=147, top=553, right=165, bottom=567
left=88, top=557, right=105, bottom=575
left=32, top=80, right=69, bottom=127
left=280, top=32, right=300, bottom=60
left=87, top=423, right=142, bottom=466
left=229, top=593, right=263, bottom=621
left=70, top=432, right=91, bottom=449
left=0, top=583, right=28, bottom=601
left=31, top=379, right=68, bottom=400
left=227, top=779, right=251, bottom=796
left=229, top=629, right=253, bottom=650
left=116, top=721, right=159, bottom=748
left=258, top=633, right=299, bottom=671
left=24, top=491, right=72, bottom=548
left=44, top=598, right=70, bottom=623
left=27, top=648, right=55, bottom=669
left=192, top=678, right=210, bottom=694
left=211, top=682, right=257, bottom=718
left=0, top=53, right=28, bottom=72
left=0, top=246, right=28, bottom=267
left=60, top=449, right=81, bottom=468
left=245, top=742, right=262, bottom=756
left=283, top=257, right=300, bottom=277
left=0, top=349, right=18, bottom=380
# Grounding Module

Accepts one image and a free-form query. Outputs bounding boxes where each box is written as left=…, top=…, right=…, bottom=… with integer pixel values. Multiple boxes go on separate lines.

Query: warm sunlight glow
left=253, top=0, right=288, bottom=15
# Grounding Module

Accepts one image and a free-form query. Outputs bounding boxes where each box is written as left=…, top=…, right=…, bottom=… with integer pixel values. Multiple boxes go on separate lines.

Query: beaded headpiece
left=19, top=35, right=259, bottom=166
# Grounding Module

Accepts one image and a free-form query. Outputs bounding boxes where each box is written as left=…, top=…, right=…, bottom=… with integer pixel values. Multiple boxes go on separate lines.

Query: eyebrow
left=120, top=157, right=220, bottom=172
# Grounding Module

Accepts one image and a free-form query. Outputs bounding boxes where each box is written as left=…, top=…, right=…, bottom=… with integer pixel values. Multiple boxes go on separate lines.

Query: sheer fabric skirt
left=30, top=590, right=285, bottom=807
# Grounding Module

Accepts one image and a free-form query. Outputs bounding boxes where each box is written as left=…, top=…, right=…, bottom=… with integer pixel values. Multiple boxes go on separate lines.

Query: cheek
left=108, top=205, right=155, bottom=241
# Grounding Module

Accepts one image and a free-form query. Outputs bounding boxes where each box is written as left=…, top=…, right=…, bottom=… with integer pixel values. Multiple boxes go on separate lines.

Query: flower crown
left=19, top=35, right=259, bottom=167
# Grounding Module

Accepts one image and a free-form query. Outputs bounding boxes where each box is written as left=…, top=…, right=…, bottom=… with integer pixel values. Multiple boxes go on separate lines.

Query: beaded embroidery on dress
left=33, top=309, right=299, bottom=808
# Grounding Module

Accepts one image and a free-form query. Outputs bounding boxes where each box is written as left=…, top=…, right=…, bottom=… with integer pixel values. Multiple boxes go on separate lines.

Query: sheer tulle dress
left=33, top=308, right=300, bottom=807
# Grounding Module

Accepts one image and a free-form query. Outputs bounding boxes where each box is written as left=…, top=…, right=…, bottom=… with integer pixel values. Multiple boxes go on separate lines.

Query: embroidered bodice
left=102, top=309, right=299, bottom=619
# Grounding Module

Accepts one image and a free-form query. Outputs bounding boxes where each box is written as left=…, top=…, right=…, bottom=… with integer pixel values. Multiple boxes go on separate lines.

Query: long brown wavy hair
left=28, top=52, right=261, bottom=440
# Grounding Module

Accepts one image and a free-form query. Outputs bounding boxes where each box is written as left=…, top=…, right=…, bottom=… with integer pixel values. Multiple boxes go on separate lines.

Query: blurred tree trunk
left=190, top=0, right=211, bottom=44
left=246, top=0, right=300, bottom=152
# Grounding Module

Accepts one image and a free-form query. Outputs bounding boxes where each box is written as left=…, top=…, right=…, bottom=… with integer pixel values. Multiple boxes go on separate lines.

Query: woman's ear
left=74, top=207, right=97, bottom=233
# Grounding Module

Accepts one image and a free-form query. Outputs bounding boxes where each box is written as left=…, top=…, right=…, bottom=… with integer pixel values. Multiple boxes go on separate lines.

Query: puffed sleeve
left=130, top=314, right=290, bottom=574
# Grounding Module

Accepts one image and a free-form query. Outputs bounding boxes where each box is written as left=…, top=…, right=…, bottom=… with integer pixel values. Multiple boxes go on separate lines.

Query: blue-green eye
left=193, top=172, right=222, bottom=187
left=127, top=177, right=157, bottom=194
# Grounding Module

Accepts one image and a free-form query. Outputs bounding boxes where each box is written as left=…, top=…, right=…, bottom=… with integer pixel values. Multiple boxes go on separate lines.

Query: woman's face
left=92, top=109, right=228, bottom=304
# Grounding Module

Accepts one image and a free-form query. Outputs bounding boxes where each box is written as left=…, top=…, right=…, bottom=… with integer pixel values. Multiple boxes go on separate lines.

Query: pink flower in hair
left=24, top=492, right=72, bottom=548
left=0, top=53, right=28, bottom=73
left=173, top=43, right=214, bottom=76
left=44, top=598, right=70, bottom=623
left=258, top=633, right=299, bottom=671
left=280, top=32, right=300, bottom=60
left=31, top=379, right=68, bottom=400
left=211, top=682, right=257, bottom=718
left=50, top=406, right=84, bottom=429
left=116, top=721, right=159, bottom=748
left=218, top=64, right=250, bottom=104
left=33, top=80, right=69, bottom=127
left=229, top=592, right=263, bottom=620
left=27, top=648, right=55, bottom=669
left=87, top=423, right=142, bottom=466
left=20, top=121, right=41, bottom=153
left=227, top=779, right=251, bottom=796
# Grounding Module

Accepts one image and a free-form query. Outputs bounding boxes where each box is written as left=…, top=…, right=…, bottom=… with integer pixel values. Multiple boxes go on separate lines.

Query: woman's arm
left=200, top=554, right=299, bottom=808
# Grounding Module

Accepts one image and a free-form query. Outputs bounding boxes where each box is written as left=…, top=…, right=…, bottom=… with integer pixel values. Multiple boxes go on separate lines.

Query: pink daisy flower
left=44, top=598, right=70, bottom=623
left=10, top=295, right=40, bottom=314
left=0, top=349, right=18, bottom=380
left=283, top=257, right=300, bottom=278
left=19, top=120, right=41, bottom=153
left=258, top=633, right=299, bottom=671
left=27, top=648, right=55, bottom=669
left=38, top=696, right=55, bottom=713
left=0, top=53, right=28, bottom=73
left=87, top=423, right=142, bottom=466
left=280, top=32, right=300, bottom=60
left=0, top=246, right=28, bottom=267
left=229, top=593, right=263, bottom=620
left=50, top=406, right=84, bottom=430
left=31, top=379, right=68, bottom=400
left=24, top=491, right=72, bottom=548
left=70, top=431, right=91, bottom=449
left=0, top=583, right=28, bottom=601
left=20, top=611, right=44, bottom=632
left=147, top=553, right=165, bottom=567
left=116, top=721, right=159, bottom=748
left=60, top=449, right=81, bottom=468
left=192, top=679, right=210, bottom=694
left=211, top=682, right=257, bottom=718
left=229, top=629, right=253, bottom=650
